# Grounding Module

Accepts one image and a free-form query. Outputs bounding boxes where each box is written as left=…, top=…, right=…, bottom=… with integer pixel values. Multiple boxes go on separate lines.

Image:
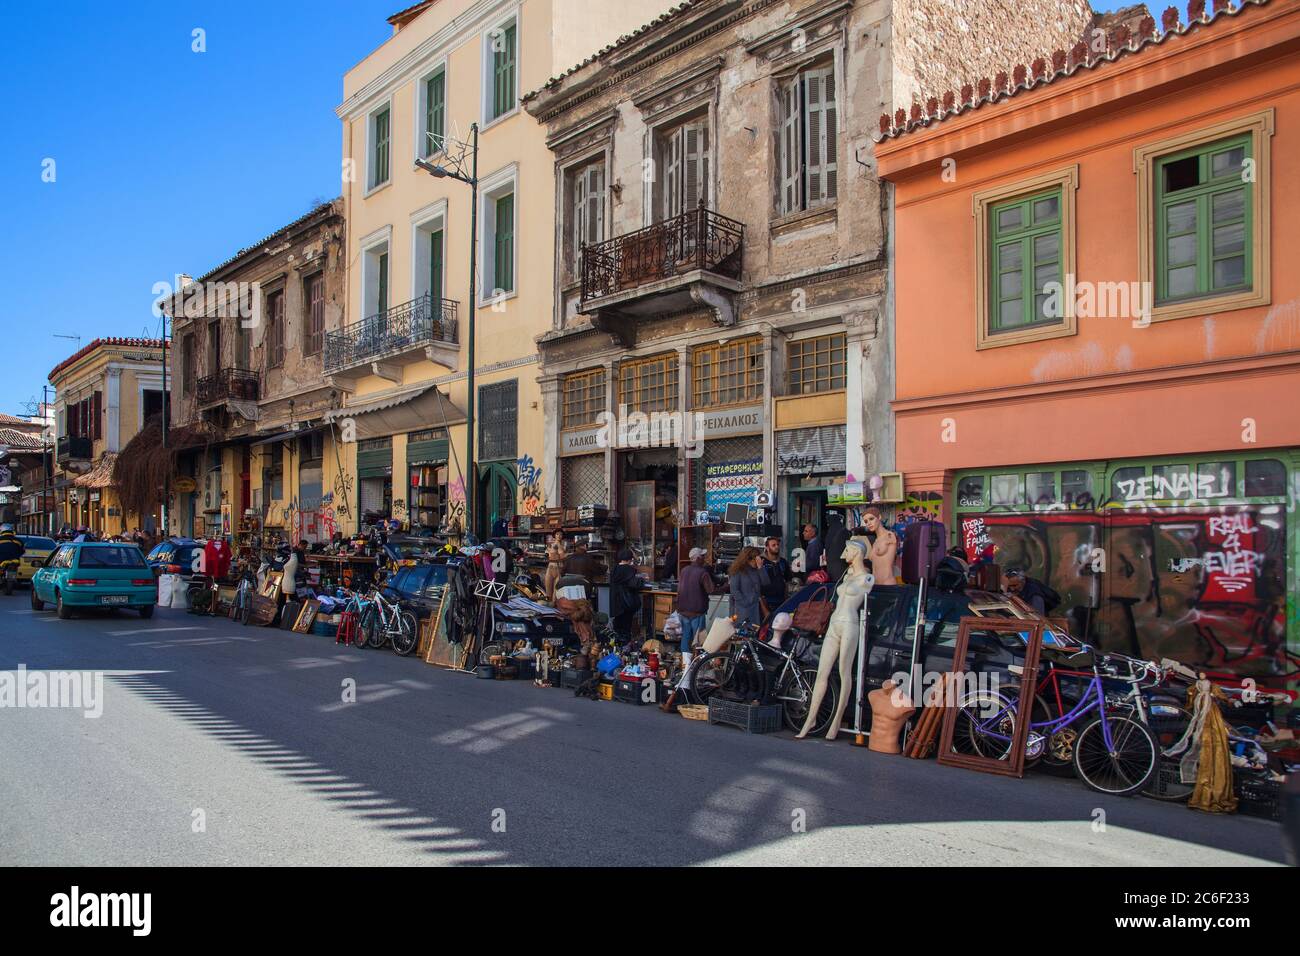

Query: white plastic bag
left=157, top=573, right=188, bottom=609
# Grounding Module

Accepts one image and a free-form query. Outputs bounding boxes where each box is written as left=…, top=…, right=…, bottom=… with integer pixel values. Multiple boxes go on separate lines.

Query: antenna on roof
left=53, top=334, right=82, bottom=344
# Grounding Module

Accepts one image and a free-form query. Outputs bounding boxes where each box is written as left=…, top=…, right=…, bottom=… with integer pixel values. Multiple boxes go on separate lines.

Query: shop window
left=955, top=475, right=984, bottom=509
left=1244, top=458, right=1286, bottom=497
left=1025, top=472, right=1056, bottom=507
left=786, top=333, right=845, bottom=396
left=263, top=443, right=284, bottom=501
left=1061, top=470, right=1092, bottom=508
left=618, top=354, right=678, bottom=414
left=1152, top=463, right=1190, bottom=498
left=562, top=368, right=606, bottom=429
left=562, top=454, right=607, bottom=508
left=1197, top=461, right=1235, bottom=498
left=479, top=379, right=518, bottom=462
left=989, top=474, right=1022, bottom=507
left=1111, top=466, right=1145, bottom=503
left=973, top=166, right=1078, bottom=349
left=693, top=337, right=764, bottom=409
left=1135, top=110, right=1272, bottom=323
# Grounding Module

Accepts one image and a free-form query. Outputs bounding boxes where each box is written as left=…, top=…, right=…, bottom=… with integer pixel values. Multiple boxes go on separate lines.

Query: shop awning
left=74, top=453, right=118, bottom=489
left=324, top=382, right=466, bottom=441
left=251, top=425, right=321, bottom=447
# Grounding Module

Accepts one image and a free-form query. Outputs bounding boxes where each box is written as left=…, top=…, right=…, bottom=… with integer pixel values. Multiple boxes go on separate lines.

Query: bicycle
left=951, top=644, right=1160, bottom=796
left=229, top=570, right=258, bottom=625
left=685, top=622, right=835, bottom=735
left=358, top=584, right=419, bottom=656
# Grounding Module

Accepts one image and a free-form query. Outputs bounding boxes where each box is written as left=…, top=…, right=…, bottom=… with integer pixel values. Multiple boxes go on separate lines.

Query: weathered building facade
left=524, top=0, right=1093, bottom=550
left=165, top=200, right=348, bottom=544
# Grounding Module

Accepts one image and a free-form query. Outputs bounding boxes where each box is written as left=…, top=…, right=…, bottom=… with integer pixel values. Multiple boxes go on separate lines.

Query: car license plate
left=100, top=595, right=129, bottom=606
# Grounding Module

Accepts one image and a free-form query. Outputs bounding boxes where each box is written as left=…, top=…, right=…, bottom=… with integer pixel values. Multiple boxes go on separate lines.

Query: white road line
left=110, top=626, right=207, bottom=637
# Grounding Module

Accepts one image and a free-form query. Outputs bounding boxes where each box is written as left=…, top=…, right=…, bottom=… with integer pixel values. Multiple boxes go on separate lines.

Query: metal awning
left=251, top=425, right=321, bottom=447
left=323, top=382, right=466, bottom=441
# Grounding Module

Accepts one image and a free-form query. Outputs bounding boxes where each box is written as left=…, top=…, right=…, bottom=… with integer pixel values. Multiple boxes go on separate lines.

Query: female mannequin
left=796, top=539, right=874, bottom=740
left=543, top=531, right=566, bottom=601
left=861, top=507, right=897, bottom=585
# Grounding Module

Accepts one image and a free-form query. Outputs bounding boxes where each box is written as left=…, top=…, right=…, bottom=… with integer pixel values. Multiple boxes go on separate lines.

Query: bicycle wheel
left=356, top=606, right=376, bottom=648
left=1072, top=714, right=1158, bottom=796
left=779, top=666, right=837, bottom=735
left=392, top=611, right=420, bottom=656
left=951, top=690, right=1019, bottom=761
left=688, top=651, right=766, bottom=705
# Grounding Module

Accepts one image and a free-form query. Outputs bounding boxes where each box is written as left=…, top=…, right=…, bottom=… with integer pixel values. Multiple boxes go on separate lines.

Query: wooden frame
left=973, top=165, right=1078, bottom=350
left=259, top=571, right=282, bottom=598
left=292, top=599, right=320, bottom=634
left=937, top=617, right=1045, bottom=779
left=1134, top=109, right=1273, bottom=324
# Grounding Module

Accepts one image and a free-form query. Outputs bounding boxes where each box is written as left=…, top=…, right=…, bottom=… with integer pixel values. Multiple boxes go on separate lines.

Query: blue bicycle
left=951, top=644, right=1160, bottom=796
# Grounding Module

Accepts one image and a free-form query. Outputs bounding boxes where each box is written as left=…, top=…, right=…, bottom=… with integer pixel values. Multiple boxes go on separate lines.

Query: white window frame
left=478, top=164, right=519, bottom=306
left=566, top=155, right=606, bottom=277
left=359, top=226, right=393, bottom=322
left=365, top=99, right=393, bottom=195
left=481, top=10, right=520, bottom=129
left=414, top=61, right=448, bottom=162
left=409, top=201, right=449, bottom=304
left=644, top=107, right=713, bottom=225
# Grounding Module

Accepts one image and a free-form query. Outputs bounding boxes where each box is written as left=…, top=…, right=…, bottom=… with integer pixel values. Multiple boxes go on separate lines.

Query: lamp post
left=160, top=309, right=170, bottom=538
left=416, top=122, right=478, bottom=538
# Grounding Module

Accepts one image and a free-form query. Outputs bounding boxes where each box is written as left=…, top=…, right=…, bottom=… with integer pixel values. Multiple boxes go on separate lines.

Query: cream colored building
left=48, top=338, right=168, bottom=535
left=334, top=0, right=675, bottom=537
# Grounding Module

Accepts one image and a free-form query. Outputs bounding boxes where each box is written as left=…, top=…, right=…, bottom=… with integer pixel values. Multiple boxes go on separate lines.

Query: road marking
left=110, top=626, right=206, bottom=637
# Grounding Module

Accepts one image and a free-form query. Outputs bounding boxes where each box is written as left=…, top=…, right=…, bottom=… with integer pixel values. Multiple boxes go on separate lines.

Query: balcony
left=324, top=293, right=459, bottom=382
left=56, top=435, right=92, bottom=464
left=579, top=202, right=744, bottom=344
left=197, top=368, right=260, bottom=406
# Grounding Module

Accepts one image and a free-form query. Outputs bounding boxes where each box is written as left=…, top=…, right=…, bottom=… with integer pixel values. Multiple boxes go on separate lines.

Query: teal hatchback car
left=31, top=542, right=158, bottom=619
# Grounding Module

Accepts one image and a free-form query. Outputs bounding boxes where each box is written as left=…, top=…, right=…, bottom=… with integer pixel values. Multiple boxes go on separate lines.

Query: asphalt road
left=0, top=595, right=1286, bottom=866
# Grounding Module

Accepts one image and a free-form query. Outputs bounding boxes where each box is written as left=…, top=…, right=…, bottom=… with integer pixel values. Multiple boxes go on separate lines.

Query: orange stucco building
left=876, top=0, right=1299, bottom=686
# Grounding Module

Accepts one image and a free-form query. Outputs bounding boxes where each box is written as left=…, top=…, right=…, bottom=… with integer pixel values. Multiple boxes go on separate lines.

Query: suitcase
left=901, top=520, right=946, bottom=585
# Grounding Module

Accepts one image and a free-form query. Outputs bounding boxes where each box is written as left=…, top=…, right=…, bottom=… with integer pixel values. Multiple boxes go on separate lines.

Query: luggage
left=901, top=520, right=946, bottom=585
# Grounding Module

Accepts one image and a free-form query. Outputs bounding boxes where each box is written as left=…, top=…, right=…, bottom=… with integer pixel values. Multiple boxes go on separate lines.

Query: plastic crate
left=1234, top=774, right=1282, bottom=821
left=614, top=676, right=656, bottom=705
left=560, top=668, right=593, bottom=689
left=708, top=698, right=782, bottom=734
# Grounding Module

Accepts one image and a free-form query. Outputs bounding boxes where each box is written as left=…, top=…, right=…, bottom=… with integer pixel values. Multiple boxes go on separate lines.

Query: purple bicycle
left=951, top=645, right=1159, bottom=796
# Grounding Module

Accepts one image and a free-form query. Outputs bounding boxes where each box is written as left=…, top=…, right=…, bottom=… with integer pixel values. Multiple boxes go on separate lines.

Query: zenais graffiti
left=960, top=506, right=1292, bottom=683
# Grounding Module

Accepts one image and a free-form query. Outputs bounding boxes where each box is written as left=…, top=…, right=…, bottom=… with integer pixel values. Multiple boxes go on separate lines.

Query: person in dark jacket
left=727, top=546, right=764, bottom=628
left=801, top=524, right=824, bottom=578
left=759, top=536, right=790, bottom=620
left=1005, top=568, right=1060, bottom=616
left=823, top=513, right=849, bottom=581
left=608, top=549, right=645, bottom=645
left=675, top=547, right=716, bottom=658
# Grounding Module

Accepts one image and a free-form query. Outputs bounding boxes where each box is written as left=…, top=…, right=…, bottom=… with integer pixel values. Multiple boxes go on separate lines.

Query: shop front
left=775, top=424, right=848, bottom=553
left=405, top=428, right=448, bottom=534
left=357, top=436, right=394, bottom=530
left=950, top=451, right=1299, bottom=687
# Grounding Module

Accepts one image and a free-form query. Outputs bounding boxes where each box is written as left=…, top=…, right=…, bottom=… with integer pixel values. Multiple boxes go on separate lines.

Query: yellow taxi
left=16, top=535, right=57, bottom=584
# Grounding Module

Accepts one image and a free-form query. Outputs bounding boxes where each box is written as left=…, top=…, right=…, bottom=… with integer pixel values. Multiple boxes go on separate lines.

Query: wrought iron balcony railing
left=196, top=367, right=260, bottom=406
left=56, top=435, right=93, bottom=462
left=581, top=201, right=744, bottom=305
left=323, top=293, right=459, bottom=373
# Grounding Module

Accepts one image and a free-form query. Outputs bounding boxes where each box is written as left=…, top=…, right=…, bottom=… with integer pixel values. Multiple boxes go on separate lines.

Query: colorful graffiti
left=517, top=455, right=543, bottom=517
left=446, top=476, right=466, bottom=532
left=959, top=506, right=1293, bottom=682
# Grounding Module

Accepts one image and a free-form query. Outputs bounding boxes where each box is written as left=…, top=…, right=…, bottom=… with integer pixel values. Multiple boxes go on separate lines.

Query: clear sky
left=0, top=0, right=1139, bottom=417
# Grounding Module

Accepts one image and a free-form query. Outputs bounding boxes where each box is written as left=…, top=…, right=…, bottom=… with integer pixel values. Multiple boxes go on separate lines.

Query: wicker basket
left=678, top=704, right=709, bottom=721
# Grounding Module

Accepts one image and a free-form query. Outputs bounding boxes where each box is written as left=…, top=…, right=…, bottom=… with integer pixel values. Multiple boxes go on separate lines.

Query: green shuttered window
left=988, top=187, right=1063, bottom=333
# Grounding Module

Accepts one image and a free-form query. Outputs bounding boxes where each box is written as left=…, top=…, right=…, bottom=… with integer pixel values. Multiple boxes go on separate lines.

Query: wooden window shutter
left=377, top=254, right=388, bottom=315
left=572, top=167, right=587, bottom=256
left=92, top=391, right=102, bottom=440
left=683, top=121, right=708, bottom=212
left=429, top=230, right=444, bottom=303
left=426, top=72, right=445, bottom=156
left=495, top=193, right=514, bottom=293
left=664, top=128, right=683, bottom=220
left=804, top=67, right=837, bottom=205
left=586, top=164, right=605, bottom=247
left=779, top=79, right=801, bottom=214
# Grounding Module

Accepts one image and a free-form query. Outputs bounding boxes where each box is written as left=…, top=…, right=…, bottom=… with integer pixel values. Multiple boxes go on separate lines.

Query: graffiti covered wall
left=960, top=506, right=1293, bottom=683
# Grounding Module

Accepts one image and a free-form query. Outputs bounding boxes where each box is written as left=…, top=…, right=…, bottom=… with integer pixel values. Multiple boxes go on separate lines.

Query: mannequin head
left=843, top=538, right=868, bottom=568
left=863, top=507, right=884, bottom=534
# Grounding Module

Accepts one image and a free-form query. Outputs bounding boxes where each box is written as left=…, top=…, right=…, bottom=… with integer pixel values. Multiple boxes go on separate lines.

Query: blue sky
left=0, top=0, right=1138, bottom=416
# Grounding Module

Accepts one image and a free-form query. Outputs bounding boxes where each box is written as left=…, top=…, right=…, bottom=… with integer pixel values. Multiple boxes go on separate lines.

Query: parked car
left=31, top=541, right=158, bottom=619
left=15, top=535, right=56, bottom=585
left=145, top=538, right=203, bottom=580
left=377, top=562, right=453, bottom=620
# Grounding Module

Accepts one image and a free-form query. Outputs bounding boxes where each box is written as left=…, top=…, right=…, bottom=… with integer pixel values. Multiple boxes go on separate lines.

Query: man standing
left=759, top=535, right=790, bottom=621
left=675, top=547, right=715, bottom=665
left=801, top=523, right=824, bottom=578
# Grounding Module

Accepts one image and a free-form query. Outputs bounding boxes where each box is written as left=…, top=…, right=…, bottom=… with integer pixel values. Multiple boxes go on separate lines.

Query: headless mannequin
left=796, top=542, right=874, bottom=740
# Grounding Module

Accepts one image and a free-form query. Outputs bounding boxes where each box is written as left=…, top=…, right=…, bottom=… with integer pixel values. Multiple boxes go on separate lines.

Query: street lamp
left=416, top=122, right=478, bottom=539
